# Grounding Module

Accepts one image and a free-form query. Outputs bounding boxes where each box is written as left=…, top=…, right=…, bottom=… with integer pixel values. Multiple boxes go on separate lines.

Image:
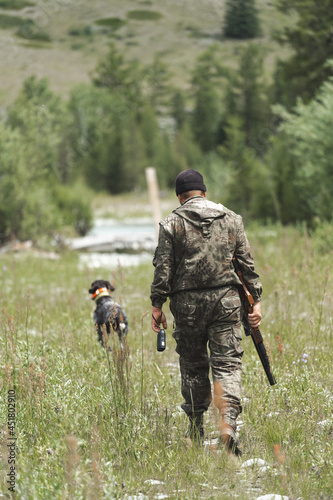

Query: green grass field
left=0, top=216, right=332, bottom=499
left=0, top=0, right=295, bottom=107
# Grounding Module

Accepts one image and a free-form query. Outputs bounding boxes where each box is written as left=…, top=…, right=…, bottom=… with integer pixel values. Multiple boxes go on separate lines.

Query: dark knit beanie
left=175, top=169, right=207, bottom=196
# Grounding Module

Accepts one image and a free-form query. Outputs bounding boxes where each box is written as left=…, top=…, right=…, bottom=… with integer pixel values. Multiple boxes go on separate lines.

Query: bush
left=0, top=124, right=93, bottom=242
left=126, top=10, right=163, bottom=21
left=268, top=79, right=333, bottom=224
left=0, top=0, right=34, bottom=8
left=0, top=184, right=60, bottom=243
left=16, top=19, right=51, bottom=42
left=95, top=17, right=126, bottom=30
left=69, top=25, right=93, bottom=37
left=0, top=77, right=94, bottom=243
left=0, top=14, right=23, bottom=29
left=0, top=126, right=54, bottom=241
left=310, top=220, right=333, bottom=255
left=53, top=182, right=93, bottom=237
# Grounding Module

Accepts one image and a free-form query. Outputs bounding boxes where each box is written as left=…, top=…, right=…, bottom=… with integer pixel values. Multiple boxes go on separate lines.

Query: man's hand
left=151, top=306, right=167, bottom=333
left=248, top=301, right=262, bottom=329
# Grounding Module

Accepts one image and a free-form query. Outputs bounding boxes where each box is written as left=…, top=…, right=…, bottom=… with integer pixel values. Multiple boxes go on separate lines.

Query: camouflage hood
left=173, top=197, right=226, bottom=237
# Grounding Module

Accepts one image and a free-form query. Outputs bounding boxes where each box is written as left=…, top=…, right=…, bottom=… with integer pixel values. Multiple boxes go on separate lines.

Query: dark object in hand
left=157, top=328, right=166, bottom=352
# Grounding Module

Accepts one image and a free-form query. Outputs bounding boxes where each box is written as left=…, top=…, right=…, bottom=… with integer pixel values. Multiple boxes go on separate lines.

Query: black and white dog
left=88, top=280, right=129, bottom=349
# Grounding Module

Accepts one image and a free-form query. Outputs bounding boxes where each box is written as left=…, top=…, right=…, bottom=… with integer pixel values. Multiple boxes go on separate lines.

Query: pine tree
left=223, top=0, right=261, bottom=40
left=192, top=82, right=220, bottom=153
left=144, top=55, right=172, bottom=110
left=191, top=46, right=222, bottom=153
left=92, top=43, right=142, bottom=107
left=172, top=90, right=186, bottom=130
left=224, top=44, right=270, bottom=151
left=273, top=0, right=333, bottom=107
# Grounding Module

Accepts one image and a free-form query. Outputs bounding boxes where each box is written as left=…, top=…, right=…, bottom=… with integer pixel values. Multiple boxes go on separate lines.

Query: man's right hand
left=248, top=301, right=262, bottom=329
left=151, top=306, right=167, bottom=332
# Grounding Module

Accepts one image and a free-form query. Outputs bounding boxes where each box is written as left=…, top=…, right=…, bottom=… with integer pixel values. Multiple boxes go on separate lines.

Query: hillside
left=0, top=0, right=294, bottom=107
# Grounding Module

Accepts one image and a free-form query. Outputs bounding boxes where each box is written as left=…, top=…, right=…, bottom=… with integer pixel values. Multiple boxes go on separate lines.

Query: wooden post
left=145, top=167, right=162, bottom=242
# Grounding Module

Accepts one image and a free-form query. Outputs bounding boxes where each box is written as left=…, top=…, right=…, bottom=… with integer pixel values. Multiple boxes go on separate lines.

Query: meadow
left=0, top=211, right=332, bottom=499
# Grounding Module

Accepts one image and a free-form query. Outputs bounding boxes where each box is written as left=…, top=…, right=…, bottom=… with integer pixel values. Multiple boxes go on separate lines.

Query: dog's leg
left=118, top=323, right=127, bottom=349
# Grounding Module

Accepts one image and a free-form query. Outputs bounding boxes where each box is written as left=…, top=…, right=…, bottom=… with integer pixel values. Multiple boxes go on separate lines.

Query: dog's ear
left=104, top=280, right=115, bottom=292
left=89, top=280, right=103, bottom=294
left=89, top=280, right=115, bottom=294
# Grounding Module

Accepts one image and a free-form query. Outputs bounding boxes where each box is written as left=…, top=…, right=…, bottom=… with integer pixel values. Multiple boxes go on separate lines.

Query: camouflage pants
left=170, top=286, right=244, bottom=430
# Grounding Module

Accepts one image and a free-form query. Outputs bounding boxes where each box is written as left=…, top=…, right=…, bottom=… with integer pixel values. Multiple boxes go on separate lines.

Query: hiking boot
left=185, top=413, right=204, bottom=445
left=220, top=423, right=242, bottom=456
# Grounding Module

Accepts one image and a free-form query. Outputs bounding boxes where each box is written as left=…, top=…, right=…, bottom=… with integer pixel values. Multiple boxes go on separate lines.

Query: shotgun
left=232, top=257, right=277, bottom=386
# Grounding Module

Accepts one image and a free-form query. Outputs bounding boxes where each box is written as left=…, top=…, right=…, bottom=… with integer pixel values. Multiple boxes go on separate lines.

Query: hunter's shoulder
left=224, top=207, right=243, bottom=222
left=199, top=199, right=242, bottom=222
left=160, top=211, right=183, bottom=232
left=161, top=211, right=179, bottom=224
left=213, top=204, right=243, bottom=227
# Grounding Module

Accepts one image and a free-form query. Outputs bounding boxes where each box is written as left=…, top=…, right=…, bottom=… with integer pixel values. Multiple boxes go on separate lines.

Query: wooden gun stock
left=232, top=257, right=277, bottom=386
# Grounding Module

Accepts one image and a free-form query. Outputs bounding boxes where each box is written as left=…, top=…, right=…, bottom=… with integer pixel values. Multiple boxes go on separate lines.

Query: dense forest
left=1, top=0, right=333, bottom=242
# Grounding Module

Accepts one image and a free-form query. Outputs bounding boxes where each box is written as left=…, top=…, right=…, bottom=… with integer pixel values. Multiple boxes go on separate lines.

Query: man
left=150, top=169, right=262, bottom=454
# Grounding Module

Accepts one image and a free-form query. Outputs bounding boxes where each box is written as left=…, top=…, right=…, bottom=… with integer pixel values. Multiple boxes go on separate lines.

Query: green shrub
left=16, top=19, right=51, bottom=41
left=269, top=79, right=333, bottom=224
left=310, top=220, right=333, bottom=254
left=53, top=182, right=93, bottom=236
left=68, top=25, right=93, bottom=37
left=0, top=183, right=61, bottom=242
left=70, top=42, right=84, bottom=51
left=126, top=9, right=163, bottom=21
left=95, top=17, right=126, bottom=30
left=0, top=0, right=34, bottom=10
left=22, top=41, right=50, bottom=49
left=0, top=77, right=93, bottom=242
left=0, top=14, right=23, bottom=29
left=126, top=40, right=138, bottom=46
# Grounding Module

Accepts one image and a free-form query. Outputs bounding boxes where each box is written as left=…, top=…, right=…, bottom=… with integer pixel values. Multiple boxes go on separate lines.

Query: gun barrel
left=242, top=316, right=277, bottom=386
left=252, top=336, right=277, bottom=386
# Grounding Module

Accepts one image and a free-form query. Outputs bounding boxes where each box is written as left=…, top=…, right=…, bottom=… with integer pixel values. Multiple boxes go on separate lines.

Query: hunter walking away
left=151, top=169, right=265, bottom=455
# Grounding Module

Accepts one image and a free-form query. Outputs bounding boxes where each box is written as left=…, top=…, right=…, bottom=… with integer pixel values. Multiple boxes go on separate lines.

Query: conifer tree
left=223, top=0, right=261, bottom=40
left=274, top=0, right=333, bottom=106
left=92, top=43, right=142, bottom=107
left=172, top=90, right=186, bottom=130
left=191, top=46, right=222, bottom=152
left=192, top=82, right=220, bottom=153
left=224, top=44, right=270, bottom=151
left=144, top=55, right=171, bottom=110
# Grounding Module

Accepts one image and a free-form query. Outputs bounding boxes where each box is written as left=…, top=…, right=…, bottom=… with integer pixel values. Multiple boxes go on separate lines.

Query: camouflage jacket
left=150, top=196, right=262, bottom=308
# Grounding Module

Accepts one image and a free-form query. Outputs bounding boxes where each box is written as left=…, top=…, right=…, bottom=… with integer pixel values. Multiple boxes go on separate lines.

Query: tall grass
left=0, top=224, right=332, bottom=499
